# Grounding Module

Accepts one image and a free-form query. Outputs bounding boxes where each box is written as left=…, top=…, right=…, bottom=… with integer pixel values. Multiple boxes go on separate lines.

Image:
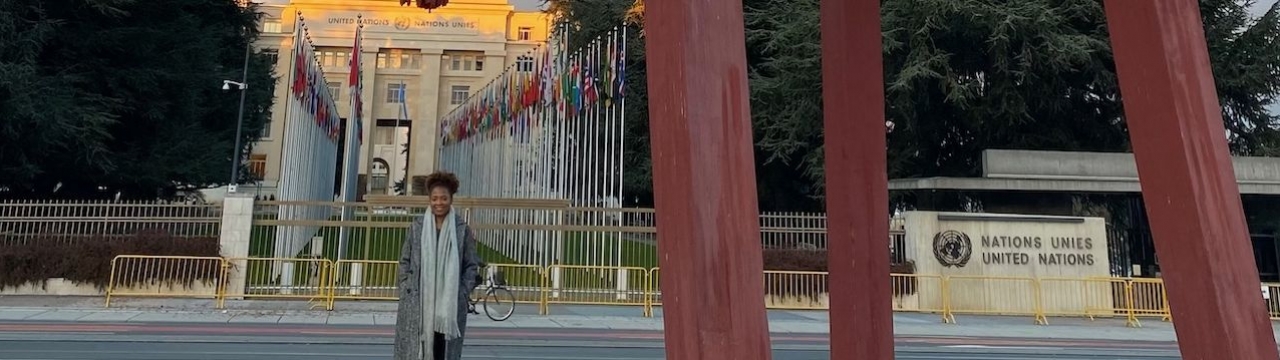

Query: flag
left=616, top=27, right=627, bottom=99
left=541, top=48, right=554, bottom=108
left=349, top=23, right=363, bottom=144
left=291, top=19, right=307, bottom=100
left=398, top=80, right=409, bottom=125
left=582, top=46, right=596, bottom=106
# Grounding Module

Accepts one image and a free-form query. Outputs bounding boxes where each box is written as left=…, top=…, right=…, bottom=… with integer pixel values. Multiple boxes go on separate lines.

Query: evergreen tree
left=746, top=0, right=1280, bottom=201
left=546, top=0, right=1280, bottom=211
left=0, top=0, right=277, bottom=199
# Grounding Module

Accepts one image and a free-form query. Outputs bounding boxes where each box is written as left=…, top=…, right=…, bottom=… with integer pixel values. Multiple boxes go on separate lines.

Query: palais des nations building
left=246, top=0, right=549, bottom=198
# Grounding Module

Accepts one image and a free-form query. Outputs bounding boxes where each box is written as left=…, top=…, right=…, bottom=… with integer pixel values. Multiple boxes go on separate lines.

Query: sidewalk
left=0, top=295, right=1270, bottom=343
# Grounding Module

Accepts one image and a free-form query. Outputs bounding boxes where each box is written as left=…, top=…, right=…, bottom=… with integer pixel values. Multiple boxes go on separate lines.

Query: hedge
left=0, top=229, right=220, bottom=291
left=762, top=249, right=917, bottom=299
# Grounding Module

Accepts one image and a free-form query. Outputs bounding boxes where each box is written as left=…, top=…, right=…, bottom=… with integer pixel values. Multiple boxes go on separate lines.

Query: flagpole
left=616, top=25, right=628, bottom=268
left=588, top=38, right=599, bottom=266
left=554, top=23, right=569, bottom=266
left=274, top=10, right=303, bottom=265
left=337, top=17, right=362, bottom=263
left=604, top=29, right=620, bottom=269
left=392, top=80, right=404, bottom=196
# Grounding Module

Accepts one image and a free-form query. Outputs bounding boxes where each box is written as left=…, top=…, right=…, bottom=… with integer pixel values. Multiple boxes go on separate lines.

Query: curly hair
left=425, top=171, right=460, bottom=195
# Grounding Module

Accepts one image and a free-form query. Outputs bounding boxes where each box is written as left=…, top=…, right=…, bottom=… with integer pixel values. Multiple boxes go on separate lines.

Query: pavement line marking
left=463, top=353, right=660, bottom=356
left=945, top=345, right=1064, bottom=350
left=0, top=350, right=383, bottom=357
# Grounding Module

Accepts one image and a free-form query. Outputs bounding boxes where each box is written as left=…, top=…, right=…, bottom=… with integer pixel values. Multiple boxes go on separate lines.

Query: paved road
left=0, top=321, right=1182, bottom=360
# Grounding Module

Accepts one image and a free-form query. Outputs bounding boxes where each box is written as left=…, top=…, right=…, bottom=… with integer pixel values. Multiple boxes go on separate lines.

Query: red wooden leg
left=642, top=0, right=772, bottom=358
left=1104, top=1, right=1279, bottom=359
left=820, top=0, right=895, bottom=358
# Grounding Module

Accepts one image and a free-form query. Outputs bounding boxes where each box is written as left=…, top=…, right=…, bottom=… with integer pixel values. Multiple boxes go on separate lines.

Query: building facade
left=248, top=0, right=549, bottom=198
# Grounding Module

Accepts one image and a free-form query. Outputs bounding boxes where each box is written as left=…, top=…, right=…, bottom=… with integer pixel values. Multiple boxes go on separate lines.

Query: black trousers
left=432, top=332, right=446, bottom=360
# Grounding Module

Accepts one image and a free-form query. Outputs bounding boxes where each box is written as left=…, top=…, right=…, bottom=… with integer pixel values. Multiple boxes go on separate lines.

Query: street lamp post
left=225, top=43, right=251, bottom=193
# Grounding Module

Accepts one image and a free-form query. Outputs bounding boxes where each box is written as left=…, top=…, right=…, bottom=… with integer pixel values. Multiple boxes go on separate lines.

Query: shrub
left=0, top=229, right=220, bottom=290
left=762, top=249, right=826, bottom=272
left=762, top=249, right=918, bottom=299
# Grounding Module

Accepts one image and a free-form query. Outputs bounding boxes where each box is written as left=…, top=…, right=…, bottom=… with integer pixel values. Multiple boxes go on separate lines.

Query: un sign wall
left=902, top=211, right=1112, bottom=316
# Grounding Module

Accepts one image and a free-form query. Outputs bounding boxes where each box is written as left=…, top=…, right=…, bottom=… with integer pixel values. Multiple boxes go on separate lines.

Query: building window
left=376, top=49, right=420, bottom=70
left=263, top=19, right=282, bottom=33
left=450, top=85, right=470, bottom=105
left=518, top=27, right=532, bottom=41
left=370, top=159, right=389, bottom=193
left=445, top=52, right=485, bottom=72
left=387, top=83, right=406, bottom=103
left=517, top=55, right=534, bottom=72
left=261, top=49, right=279, bottom=70
left=248, top=154, right=268, bottom=180
left=262, top=114, right=272, bottom=138
left=327, top=82, right=341, bottom=101
left=318, top=50, right=352, bottom=69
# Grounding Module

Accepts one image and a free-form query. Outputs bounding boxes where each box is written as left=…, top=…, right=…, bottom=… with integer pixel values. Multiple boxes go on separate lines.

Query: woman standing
left=394, top=172, right=482, bottom=360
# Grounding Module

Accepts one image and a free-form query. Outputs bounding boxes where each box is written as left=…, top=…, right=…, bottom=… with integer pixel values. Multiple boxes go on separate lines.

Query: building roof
left=889, top=149, right=1280, bottom=195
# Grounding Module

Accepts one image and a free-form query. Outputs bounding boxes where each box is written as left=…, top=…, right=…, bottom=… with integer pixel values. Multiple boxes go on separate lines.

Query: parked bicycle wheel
left=483, top=287, right=516, bottom=321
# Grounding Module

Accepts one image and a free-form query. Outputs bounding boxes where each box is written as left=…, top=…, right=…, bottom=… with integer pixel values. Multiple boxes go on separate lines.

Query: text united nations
left=980, top=236, right=1096, bottom=266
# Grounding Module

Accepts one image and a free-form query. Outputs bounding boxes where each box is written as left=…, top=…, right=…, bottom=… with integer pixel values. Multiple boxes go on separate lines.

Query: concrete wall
left=0, top=279, right=221, bottom=297
left=904, top=211, right=1113, bottom=316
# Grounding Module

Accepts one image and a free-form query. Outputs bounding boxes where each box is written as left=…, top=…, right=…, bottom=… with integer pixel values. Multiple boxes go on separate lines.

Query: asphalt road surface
left=0, top=321, right=1183, bottom=360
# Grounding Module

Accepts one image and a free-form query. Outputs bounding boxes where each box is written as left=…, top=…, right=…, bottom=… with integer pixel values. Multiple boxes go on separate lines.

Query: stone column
left=407, top=48, right=444, bottom=195
left=643, top=1, right=772, bottom=358
left=358, top=48, right=378, bottom=197
left=483, top=50, right=507, bottom=82
left=1104, top=1, right=1280, bottom=359
left=218, top=194, right=255, bottom=299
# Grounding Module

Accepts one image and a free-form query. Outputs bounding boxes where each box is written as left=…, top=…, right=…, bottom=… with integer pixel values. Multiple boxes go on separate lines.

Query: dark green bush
left=0, top=229, right=220, bottom=290
left=762, top=249, right=918, bottom=298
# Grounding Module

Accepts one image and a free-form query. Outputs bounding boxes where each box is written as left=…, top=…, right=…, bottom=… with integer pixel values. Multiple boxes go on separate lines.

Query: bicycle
left=468, top=265, right=516, bottom=321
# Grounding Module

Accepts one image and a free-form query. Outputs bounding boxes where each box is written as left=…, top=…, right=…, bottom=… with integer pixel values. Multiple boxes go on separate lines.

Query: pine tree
left=0, top=0, right=277, bottom=199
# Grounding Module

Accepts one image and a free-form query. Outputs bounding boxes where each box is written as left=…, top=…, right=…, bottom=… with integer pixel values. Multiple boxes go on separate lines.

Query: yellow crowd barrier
left=1265, top=283, right=1280, bottom=320
left=543, top=264, right=649, bottom=315
left=102, top=255, right=1185, bottom=326
left=763, top=270, right=829, bottom=310
left=943, top=275, right=1045, bottom=324
left=104, top=255, right=227, bottom=308
left=324, top=261, right=551, bottom=314
left=1037, top=277, right=1120, bottom=322
left=891, top=274, right=947, bottom=321
left=330, top=260, right=399, bottom=301
left=481, top=263, right=549, bottom=315
left=225, top=257, right=334, bottom=310
left=645, top=268, right=660, bottom=317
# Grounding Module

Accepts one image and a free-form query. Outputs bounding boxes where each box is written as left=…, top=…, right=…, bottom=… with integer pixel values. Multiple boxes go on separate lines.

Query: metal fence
left=101, top=254, right=1185, bottom=327
left=245, top=200, right=904, bottom=269
left=0, top=200, right=222, bottom=246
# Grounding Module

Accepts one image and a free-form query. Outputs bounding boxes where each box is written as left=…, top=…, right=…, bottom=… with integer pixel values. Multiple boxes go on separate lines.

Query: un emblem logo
left=932, top=230, right=972, bottom=268
left=394, top=17, right=412, bottom=30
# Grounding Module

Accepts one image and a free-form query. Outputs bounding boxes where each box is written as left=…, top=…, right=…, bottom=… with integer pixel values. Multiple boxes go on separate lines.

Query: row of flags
left=438, top=25, right=629, bottom=145
left=289, top=14, right=348, bottom=144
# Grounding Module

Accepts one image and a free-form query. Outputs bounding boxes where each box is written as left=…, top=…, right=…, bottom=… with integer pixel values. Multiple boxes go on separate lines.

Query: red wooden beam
left=820, top=0, right=895, bottom=358
left=642, top=0, right=772, bottom=358
left=1103, top=1, right=1280, bottom=359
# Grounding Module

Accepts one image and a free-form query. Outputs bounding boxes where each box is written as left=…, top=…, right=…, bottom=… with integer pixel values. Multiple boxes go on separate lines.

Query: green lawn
left=246, top=218, right=660, bottom=293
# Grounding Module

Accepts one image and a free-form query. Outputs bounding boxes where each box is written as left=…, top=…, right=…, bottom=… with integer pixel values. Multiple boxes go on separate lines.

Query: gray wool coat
left=394, top=215, right=481, bottom=360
